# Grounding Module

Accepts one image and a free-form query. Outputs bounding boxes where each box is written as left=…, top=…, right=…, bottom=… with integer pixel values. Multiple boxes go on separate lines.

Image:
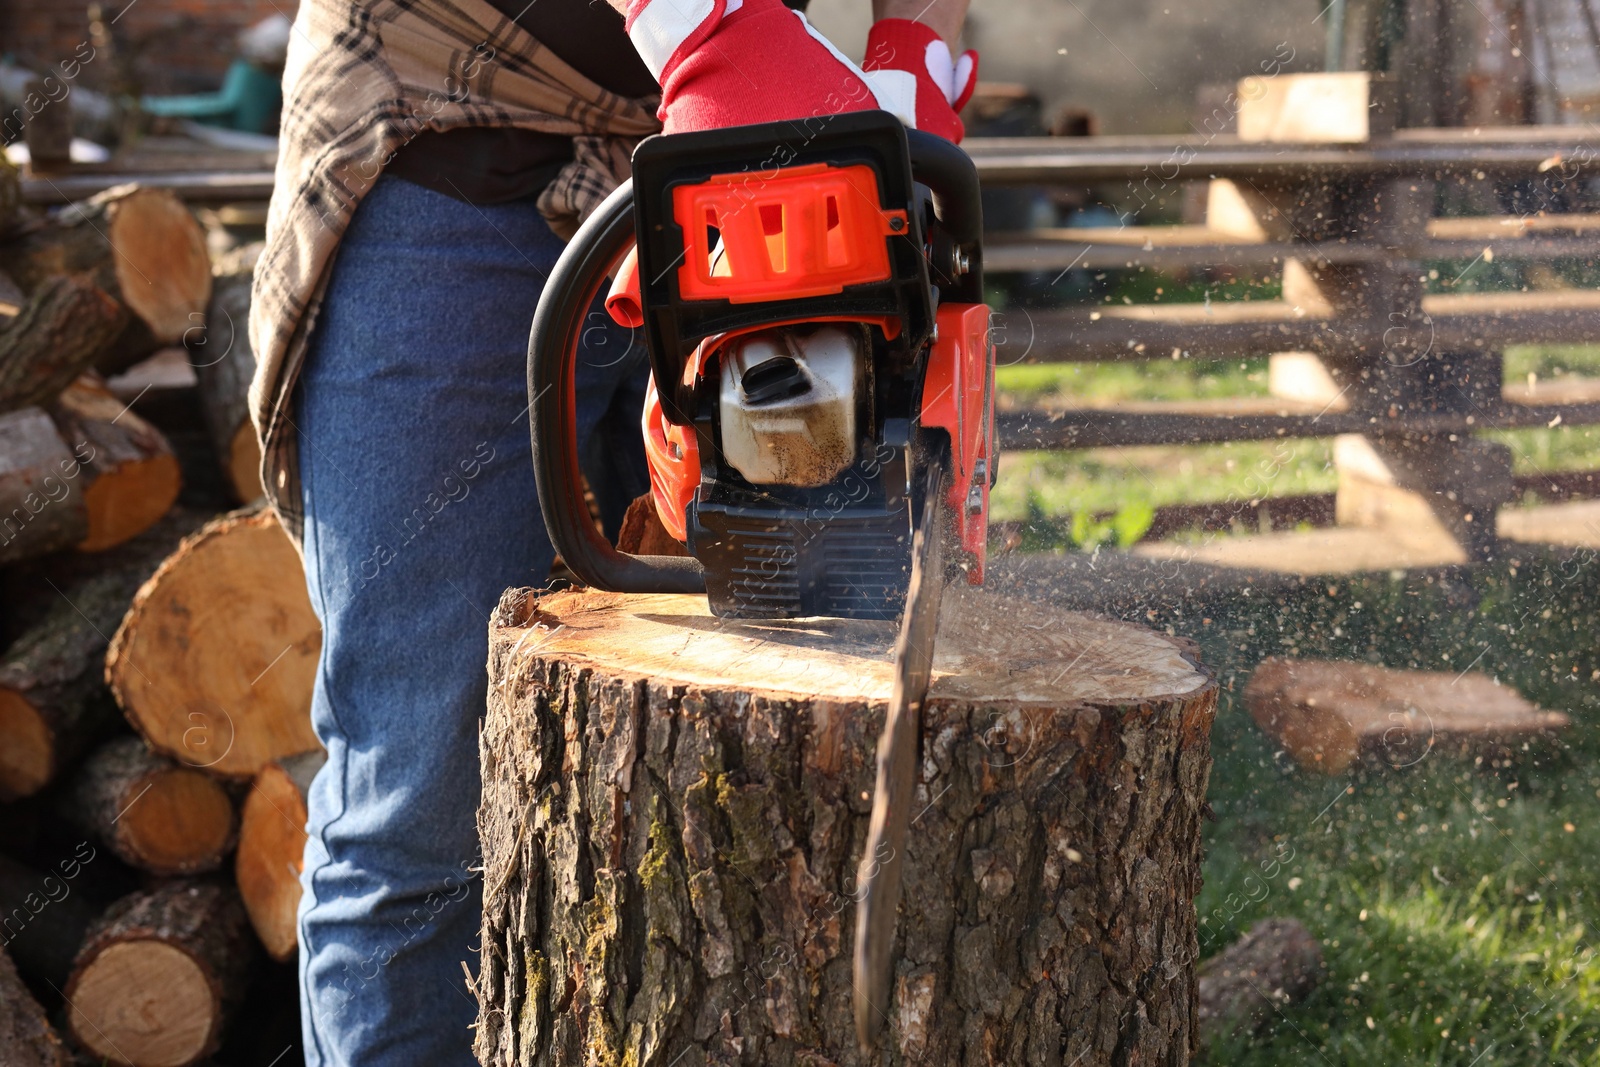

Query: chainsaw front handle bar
left=528, top=126, right=982, bottom=594
left=527, top=178, right=708, bottom=594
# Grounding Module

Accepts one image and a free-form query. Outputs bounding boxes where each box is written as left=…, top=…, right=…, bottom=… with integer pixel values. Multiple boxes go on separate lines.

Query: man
left=250, top=1, right=976, bottom=1062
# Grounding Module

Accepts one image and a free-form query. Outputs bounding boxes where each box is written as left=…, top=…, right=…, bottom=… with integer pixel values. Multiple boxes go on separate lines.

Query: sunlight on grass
left=990, top=440, right=1336, bottom=522
left=995, top=358, right=1269, bottom=404
left=992, top=345, right=1600, bottom=531
left=1170, top=558, right=1600, bottom=1065
left=1505, top=344, right=1600, bottom=380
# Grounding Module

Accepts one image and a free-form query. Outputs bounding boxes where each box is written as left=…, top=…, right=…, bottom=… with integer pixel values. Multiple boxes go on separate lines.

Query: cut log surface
left=237, top=748, right=324, bottom=961
left=0, top=377, right=179, bottom=568
left=65, top=881, right=255, bottom=1067
left=67, top=736, right=236, bottom=875
left=477, top=583, right=1218, bottom=1067
left=195, top=262, right=263, bottom=504
left=1197, top=918, right=1323, bottom=1046
left=107, top=508, right=320, bottom=778
left=49, top=376, right=181, bottom=551
left=0, top=510, right=206, bottom=799
left=0, top=185, right=212, bottom=375
left=1244, top=657, right=1571, bottom=774
left=0, top=940, right=69, bottom=1067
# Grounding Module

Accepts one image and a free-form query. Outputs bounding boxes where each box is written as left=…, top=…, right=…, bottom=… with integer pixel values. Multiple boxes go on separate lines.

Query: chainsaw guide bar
left=853, top=461, right=949, bottom=1049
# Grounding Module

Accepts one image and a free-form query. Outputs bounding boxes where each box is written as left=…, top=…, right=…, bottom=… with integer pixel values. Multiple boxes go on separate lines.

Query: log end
left=106, top=188, right=213, bottom=345
left=108, top=509, right=320, bottom=778
left=119, top=766, right=237, bottom=875
left=0, top=689, right=53, bottom=800
left=65, top=882, right=254, bottom=1066
left=77, top=450, right=182, bottom=552
left=67, top=940, right=217, bottom=1066
left=237, top=759, right=314, bottom=961
left=225, top=423, right=264, bottom=505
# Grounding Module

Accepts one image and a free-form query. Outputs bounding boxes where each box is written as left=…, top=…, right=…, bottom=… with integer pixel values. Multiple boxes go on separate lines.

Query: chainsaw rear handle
left=906, top=128, right=985, bottom=302
left=529, top=127, right=982, bottom=595
left=527, top=178, right=707, bottom=594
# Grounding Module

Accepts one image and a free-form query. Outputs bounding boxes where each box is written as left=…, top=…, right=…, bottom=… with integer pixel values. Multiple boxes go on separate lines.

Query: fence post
left=1224, top=71, right=1512, bottom=562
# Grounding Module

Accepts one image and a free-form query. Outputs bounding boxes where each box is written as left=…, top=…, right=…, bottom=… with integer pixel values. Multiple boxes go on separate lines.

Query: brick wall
left=2, top=0, right=299, bottom=95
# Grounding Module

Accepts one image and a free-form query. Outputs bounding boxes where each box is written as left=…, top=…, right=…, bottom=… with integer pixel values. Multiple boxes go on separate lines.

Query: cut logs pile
left=1, top=170, right=316, bottom=1067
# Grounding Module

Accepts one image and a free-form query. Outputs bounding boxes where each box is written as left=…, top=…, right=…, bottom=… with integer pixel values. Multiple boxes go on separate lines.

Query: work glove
left=861, top=18, right=978, bottom=143
left=626, top=0, right=969, bottom=140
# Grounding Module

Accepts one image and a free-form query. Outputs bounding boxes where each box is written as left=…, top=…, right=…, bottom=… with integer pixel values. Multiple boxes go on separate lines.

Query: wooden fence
left=25, top=78, right=1600, bottom=567
left=966, top=82, right=1600, bottom=565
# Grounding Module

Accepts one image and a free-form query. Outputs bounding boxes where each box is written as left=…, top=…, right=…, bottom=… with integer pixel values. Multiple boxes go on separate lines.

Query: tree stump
left=476, top=583, right=1218, bottom=1067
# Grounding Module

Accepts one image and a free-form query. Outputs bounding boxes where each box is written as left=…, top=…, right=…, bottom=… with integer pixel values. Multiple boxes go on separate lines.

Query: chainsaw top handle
left=527, top=114, right=982, bottom=595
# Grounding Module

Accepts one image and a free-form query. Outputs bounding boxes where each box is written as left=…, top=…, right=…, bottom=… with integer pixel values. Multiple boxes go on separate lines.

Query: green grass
left=987, top=338, right=1600, bottom=1060
left=990, top=439, right=1336, bottom=522
left=991, top=344, right=1600, bottom=539
left=996, top=357, right=1269, bottom=404
left=1149, top=556, right=1600, bottom=1064
left=1505, top=344, right=1600, bottom=381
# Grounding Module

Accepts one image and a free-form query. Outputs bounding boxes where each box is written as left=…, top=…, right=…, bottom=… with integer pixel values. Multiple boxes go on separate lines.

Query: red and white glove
left=626, top=0, right=970, bottom=140
left=861, top=18, right=978, bottom=143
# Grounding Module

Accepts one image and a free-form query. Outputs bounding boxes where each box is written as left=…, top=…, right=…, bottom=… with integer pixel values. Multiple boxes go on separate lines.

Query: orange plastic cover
left=641, top=374, right=698, bottom=542
left=606, top=244, right=643, bottom=328
left=673, top=163, right=906, bottom=305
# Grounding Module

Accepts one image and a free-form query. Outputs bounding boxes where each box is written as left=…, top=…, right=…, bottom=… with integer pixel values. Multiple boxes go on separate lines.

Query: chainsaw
left=527, top=110, right=993, bottom=1048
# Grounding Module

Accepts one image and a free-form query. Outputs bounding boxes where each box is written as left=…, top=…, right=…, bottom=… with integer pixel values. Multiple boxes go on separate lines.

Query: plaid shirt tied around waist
left=248, top=0, right=660, bottom=545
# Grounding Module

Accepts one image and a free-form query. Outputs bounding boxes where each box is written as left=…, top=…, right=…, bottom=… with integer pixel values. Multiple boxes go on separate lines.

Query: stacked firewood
left=0, top=171, right=318, bottom=1066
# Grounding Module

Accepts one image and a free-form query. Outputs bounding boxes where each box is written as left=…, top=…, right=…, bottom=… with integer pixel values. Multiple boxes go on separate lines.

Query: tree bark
left=0, top=376, right=180, bottom=568
left=194, top=251, right=263, bottom=504
left=0, top=274, right=126, bottom=413
left=0, top=939, right=69, bottom=1067
left=0, top=405, right=88, bottom=566
left=476, top=583, right=1218, bottom=1067
left=237, top=747, right=325, bottom=961
left=0, top=510, right=206, bottom=799
left=106, top=507, right=321, bottom=779
left=65, top=736, right=237, bottom=875
left=0, top=185, right=212, bottom=376
left=64, top=880, right=256, bottom=1067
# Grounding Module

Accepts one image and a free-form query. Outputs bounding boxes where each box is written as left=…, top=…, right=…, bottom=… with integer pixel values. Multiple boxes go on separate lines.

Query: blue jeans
left=294, top=174, right=648, bottom=1066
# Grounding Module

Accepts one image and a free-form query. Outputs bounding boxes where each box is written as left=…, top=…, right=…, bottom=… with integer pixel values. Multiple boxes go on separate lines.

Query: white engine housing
left=717, top=324, right=864, bottom=487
